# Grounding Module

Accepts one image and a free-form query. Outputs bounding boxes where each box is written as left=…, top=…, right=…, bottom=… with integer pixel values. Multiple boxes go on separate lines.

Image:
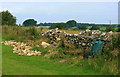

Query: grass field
left=0, top=41, right=1, bottom=74
left=2, top=44, right=104, bottom=75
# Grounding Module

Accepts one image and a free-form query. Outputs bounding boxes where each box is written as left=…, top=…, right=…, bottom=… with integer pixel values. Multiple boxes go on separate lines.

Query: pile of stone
left=41, top=28, right=65, bottom=47
left=41, top=41, right=50, bottom=48
left=41, top=28, right=111, bottom=48
left=4, top=40, right=41, bottom=56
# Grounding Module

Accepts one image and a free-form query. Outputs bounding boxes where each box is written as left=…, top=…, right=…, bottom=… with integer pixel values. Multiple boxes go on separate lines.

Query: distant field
left=100, top=27, right=106, bottom=31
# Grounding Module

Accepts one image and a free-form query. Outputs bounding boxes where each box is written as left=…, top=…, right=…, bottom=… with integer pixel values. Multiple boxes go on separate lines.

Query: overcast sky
left=0, top=2, right=118, bottom=24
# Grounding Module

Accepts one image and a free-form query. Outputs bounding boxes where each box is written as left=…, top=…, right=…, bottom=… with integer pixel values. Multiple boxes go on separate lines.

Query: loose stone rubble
left=41, top=28, right=111, bottom=48
left=41, top=41, right=50, bottom=48
left=3, top=40, right=41, bottom=56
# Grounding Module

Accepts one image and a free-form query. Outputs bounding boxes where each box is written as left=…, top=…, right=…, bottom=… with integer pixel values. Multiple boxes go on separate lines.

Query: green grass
left=2, top=44, right=104, bottom=75
left=100, top=27, right=118, bottom=31
left=0, top=31, right=2, bottom=75
left=100, top=27, right=106, bottom=31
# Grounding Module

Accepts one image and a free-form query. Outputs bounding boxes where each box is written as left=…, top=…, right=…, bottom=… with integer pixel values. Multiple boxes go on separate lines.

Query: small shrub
left=49, top=23, right=69, bottom=29
left=25, top=27, right=39, bottom=40
left=40, top=27, right=43, bottom=31
left=26, top=27, right=38, bottom=36
left=116, top=27, right=120, bottom=32
left=78, top=26, right=87, bottom=30
left=90, top=25, right=100, bottom=30
left=106, top=26, right=115, bottom=32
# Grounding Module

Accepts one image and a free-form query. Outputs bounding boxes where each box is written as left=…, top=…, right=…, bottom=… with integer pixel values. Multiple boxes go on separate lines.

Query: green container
left=91, top=41, right=103, bottom=56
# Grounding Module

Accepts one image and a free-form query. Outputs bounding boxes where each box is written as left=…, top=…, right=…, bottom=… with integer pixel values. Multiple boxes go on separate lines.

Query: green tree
left=49, top=23, right=68, bottom=29
left=23, top=19, right=37, bottom=26
left=66, top=20, right=77, bottom=27
left=90, top=25, right=100, bottom=30
left=0, top=10, right=16, bottom=26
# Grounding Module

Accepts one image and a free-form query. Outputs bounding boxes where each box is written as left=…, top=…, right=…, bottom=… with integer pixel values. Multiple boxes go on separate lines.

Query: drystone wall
left=41, top=28, right=111, bottom=48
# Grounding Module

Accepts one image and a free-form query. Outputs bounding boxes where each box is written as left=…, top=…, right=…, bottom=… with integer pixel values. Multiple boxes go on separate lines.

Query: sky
left=0, top=2, right=118, bottom=24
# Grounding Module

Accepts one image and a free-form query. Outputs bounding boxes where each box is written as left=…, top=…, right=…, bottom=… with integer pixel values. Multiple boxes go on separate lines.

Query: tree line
left=0, top=10, right=119, bottom=32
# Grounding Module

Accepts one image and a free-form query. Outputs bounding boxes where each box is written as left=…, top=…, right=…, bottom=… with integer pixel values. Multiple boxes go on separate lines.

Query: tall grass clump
left=2, top=25, right=25, bottom=41
left=25, top=27, right=39, bottom=40
left=2, top=26, right=40, bottom=42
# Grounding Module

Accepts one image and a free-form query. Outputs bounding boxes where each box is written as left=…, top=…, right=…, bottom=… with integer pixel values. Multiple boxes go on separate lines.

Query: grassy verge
left=2, top=44, right=106, bottom=75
